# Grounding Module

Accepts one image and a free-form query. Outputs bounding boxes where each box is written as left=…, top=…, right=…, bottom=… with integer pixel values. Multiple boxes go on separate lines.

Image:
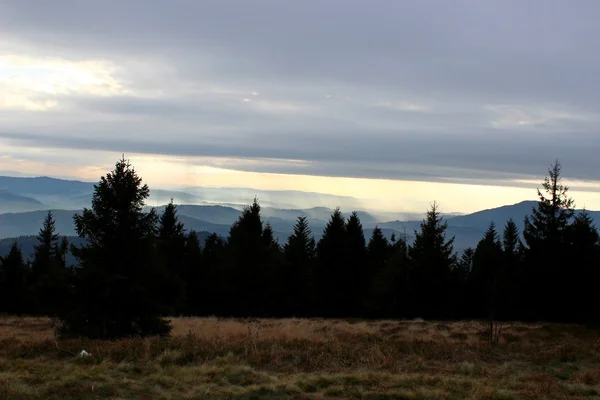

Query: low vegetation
left=1, top=316, right=599, bottom=399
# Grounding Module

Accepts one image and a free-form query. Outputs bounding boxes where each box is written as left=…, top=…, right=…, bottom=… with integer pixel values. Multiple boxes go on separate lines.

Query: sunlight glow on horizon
left=2, top=150, right=600, bottom=214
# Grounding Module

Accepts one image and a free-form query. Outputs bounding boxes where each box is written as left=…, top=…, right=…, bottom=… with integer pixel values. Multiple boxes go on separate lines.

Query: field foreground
left=0, top=317, right=600, bottom=399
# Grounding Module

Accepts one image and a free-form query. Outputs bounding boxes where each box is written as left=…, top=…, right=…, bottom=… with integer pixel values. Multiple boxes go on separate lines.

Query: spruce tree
left=363, top=227, right=391, bottom=316
left=31, top=211, right=70, bottom=316
left=468, top=222, right=503, bottom=319
left=316, top=208, right=347, bottom=317
left=61, top=156, right=169, bottom=338
left=367, top=233, right=410, bottom=318
left=567, top=210, right=600, bottom=322
left=451, top=247, right=475, bottom=319
left=0, top=242, right=30, bottom=315
left=345, top=212, right=367, bottom=315
left=225, top=198, right=269, bottom=316
left=524, top=161, right=574, bottom=246
left=522, top=160, right=575, bottom=320
left=202, top=233, right=226, bottom=315
left=367, top=227, right=390, bottom=280
left=459, top=248, right=475, bottom=273
left=502, top=219, right=523, bottom=319
left=183, top=230, right=203, bottom=315
left=284, top=216, right=316, bottom=316
left=502, top=219, right=521, bottom=256
left=408, top=202, right=457, bottom=319
left=261, top=222, right=285, bottom=316
left=31, top=211, right=59, bottom=277
left=157, top=200, right=187, bottom=315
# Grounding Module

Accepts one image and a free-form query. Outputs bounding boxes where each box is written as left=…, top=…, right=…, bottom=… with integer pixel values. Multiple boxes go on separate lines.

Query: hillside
left=0, top=175, right=598, bottom=252
left=0, top=200, right=598, bottom=252
left=0, top=231, right=214, bottom=266
left=0, top=190, right=46, bottom=213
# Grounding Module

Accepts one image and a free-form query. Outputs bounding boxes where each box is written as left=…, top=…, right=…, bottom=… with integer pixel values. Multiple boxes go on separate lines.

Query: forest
left=0, top=157, right=598, bottom=339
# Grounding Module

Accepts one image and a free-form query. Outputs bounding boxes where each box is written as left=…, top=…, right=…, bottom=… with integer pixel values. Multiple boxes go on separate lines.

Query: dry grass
left=0, top=316, right=599, bottom=399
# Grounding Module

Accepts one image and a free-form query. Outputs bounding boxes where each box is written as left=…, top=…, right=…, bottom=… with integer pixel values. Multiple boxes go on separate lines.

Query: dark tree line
left=0, top=157, right=598, bottom=338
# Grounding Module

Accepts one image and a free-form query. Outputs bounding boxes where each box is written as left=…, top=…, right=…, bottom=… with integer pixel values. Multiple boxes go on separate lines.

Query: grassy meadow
left=0, top=316, right=599, bottom=399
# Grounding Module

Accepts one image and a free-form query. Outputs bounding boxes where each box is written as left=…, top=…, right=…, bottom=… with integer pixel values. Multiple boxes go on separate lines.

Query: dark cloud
left=1, top=0, right=600, bottom=186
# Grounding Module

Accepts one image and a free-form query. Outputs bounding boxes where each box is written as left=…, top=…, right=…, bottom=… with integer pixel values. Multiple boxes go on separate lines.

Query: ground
left=0, top=317, right=599, bottom=399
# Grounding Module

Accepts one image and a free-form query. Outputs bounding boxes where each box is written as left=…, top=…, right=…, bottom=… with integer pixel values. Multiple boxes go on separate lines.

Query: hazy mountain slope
left=0, top=176, right=94, bottom=196
left=172, top=205, right=242, bottom=225
left=0, top=190, right=47, bottom=213
left=0, top=210, right=80, bottom=238
left=446, top=200, right=600, bottom=233
left=0, top=175, right=598, bottom=253
left=176, top=215, right=232, bottom=236
left=446, top=201, right=537, bottom=232
left=0, top=235, right=84, bottom=266
left=0, top=175, right=366, bottom=212
left=178, top=186, right=363, bottom=210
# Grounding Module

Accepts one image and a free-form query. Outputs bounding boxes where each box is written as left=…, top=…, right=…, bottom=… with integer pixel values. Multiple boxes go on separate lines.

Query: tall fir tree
left=62, top=156, right=169, bottom=338
left=261, top=222, right=285, bottom=316
left=31, top=211, right=70, bottom=316
left=0, top=242, right=30, bottom=315
left=522, top=160, right=575, bottom=321
left=201, top=233, right=226, bottom=315
left=468, top=222, right=503, bottom=319
left=459, top=248, right=475, bottom=273
left=566, top=210, right=600, bottom=322
left=183, top=230, right=203, bottom=315
left=363, top=227, right=391, bottom=317
left=502, top=219, right=522, bottom=257
left=225, top=198, right=270, bottom=316
left=366, top=227, right=391, bottom=282
left=502, top=219, right=523, bottom=318
left=31, top=211, right=59, bottom=277
left=450, top=247, right=475, bottom=319
left=316, top=208, right=347, bottom=317
left=345, top=212, right=368, bottom=315
left=408, top=202, right=457, bottom=319
left=367, top=233, right=410, bottom=318
left=157, top=200, right=187, bottom=315
left=284, top=216, right=316, bottom=316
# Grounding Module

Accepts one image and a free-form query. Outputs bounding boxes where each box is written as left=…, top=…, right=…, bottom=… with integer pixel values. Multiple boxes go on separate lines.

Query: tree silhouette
left=408, top=202, right=456, bottom=319
left=157, top=200, right=187, bottom=315
left=284, top=216, right=316, bottom=316
left=201, top=233, right=226, bottom=315
left=183, top=230, right=203, bottom=315
left=0, top=157, right=598, bottom=327
left=523, top=160, right=575, bottom=321
left=345, top=212, right=368, bottom=315
left=31, top=211, right=70, bottom=316
left=501, top=219, right=523, bottom=318
left=468, top=222, right=503, bottom=319
left=0, top=242, right=30, bottom=315
left=62, top=156, right=169, bottom=338
left=225, top=198, right=273, bottom=316
left=566, top=210, right=600, bottom=322
left=366, top=227, right=390, bottom=283
left=316, top=208, right=347, bottom=317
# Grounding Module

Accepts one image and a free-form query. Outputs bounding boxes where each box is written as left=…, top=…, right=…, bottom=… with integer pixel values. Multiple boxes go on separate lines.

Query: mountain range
left=0, top=175, right=597, bottom=262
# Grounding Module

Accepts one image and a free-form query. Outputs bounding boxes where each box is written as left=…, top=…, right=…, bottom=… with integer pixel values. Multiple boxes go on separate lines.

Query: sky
left=1, top=0, right=600, bottom=213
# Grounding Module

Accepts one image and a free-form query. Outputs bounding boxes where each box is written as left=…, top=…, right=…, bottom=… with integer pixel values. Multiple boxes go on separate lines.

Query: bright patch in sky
left=0, top=54, right=127, bottom=110
left=1, top=1, right=600, bottom=212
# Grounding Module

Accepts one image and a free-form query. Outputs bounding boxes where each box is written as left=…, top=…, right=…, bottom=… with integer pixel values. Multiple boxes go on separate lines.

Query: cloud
left=0, top=0, right=600, bottom=192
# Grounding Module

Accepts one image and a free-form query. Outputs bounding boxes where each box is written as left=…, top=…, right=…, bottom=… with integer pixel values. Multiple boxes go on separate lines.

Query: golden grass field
left=0, top=316, right=599, bottom=399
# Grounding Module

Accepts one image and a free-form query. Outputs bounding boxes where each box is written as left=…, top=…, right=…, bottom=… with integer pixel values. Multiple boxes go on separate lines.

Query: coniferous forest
left=0, top=157, right=598, bottom=339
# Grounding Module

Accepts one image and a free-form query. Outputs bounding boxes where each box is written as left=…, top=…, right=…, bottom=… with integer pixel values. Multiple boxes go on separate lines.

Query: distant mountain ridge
left=0, top=200, right=597, bottom=255
left=0, top=175, right=597, bottom=253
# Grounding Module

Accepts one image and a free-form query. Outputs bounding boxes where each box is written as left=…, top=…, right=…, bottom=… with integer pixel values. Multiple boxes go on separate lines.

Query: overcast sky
left=1, top=0, right=600, bottom=212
